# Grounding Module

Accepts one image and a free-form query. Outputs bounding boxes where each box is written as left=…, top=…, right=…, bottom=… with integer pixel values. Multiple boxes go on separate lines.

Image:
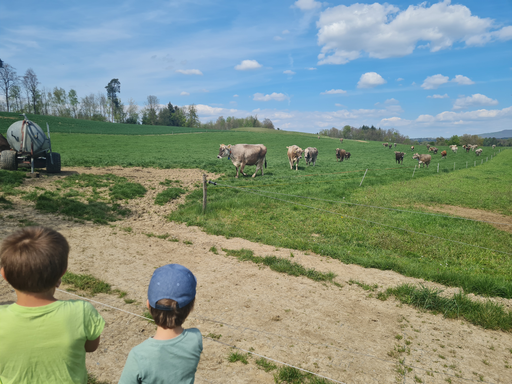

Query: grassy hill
left=0, top=112, right=208, bottom=135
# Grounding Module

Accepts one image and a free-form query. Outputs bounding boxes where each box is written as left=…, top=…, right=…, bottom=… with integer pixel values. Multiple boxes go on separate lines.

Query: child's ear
left=0, top=267, right=5, bottom=281
left=146, top=300, right=150, bottom=310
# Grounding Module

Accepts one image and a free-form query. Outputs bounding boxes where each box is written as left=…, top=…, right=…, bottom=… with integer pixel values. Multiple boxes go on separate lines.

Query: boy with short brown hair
left=118, top=264, right=202, bottom=384
left=0, top=227, right=105, bottom=384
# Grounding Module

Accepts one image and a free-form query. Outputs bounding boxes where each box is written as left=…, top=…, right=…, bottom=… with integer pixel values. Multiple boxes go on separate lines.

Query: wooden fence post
left=202, top=174, right=207, bottom=214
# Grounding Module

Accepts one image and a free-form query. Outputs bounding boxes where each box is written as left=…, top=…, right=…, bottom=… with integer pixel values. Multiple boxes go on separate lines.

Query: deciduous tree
left=0, top=63, right=18, bottom=112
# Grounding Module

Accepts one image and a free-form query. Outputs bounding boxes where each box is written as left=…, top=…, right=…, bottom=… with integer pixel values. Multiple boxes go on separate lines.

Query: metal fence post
left=202, top=174, right=207, bottom=214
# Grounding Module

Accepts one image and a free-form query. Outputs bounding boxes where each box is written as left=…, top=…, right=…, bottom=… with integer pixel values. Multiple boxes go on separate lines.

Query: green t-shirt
left=118, top=328, right=203, bottom=384
left=0, top=300, right=105, bottom=384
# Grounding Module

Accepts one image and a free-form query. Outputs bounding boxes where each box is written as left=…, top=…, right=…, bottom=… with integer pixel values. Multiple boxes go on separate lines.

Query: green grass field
left=0, top=112, right=208, bottom=135
left=1, top=117, right=510, bottom=301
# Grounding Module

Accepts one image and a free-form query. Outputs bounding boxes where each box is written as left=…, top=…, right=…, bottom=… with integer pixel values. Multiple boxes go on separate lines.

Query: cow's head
left=412, top=153, right=420, bottom=160
left=217, top=144, right=231, bottom=159
left=295, top=147, right=303, bottom=160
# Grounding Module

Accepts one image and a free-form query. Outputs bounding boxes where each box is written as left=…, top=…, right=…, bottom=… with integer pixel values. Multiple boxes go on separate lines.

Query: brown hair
left=149, top=298, right=195, bottom=329
left=0, top=227, right=69, bottom=293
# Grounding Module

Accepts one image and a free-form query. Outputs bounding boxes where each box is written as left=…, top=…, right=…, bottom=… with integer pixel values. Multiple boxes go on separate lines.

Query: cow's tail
left=265, top=157, right=267, bottom=169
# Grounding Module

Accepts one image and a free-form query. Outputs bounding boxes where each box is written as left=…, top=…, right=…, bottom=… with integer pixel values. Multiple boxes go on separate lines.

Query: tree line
left=0, top=63, right=276, bottom=130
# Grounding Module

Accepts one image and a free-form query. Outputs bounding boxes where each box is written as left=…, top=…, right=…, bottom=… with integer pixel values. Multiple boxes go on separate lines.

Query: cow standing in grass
left=335, top=148, right=346, bottom=162
left=287, top=145, right=303, bottom=170
left=412, top=153, right=432, bottom=168
left=217, top=144, right=267, bottom=178
left=441, top=150, right=447, bottom=159
left=304, top=147, right=318, bottom=166
left=395, top=151, right=405, bottom=164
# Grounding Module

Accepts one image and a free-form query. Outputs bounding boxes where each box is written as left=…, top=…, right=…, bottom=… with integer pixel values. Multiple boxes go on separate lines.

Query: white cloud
left=320, top=89, right=346, bottom=95
left=307, top=67, right=317, bottom=70
left=385, top=98, right=399, bottom=104
left=282, top=30, right=290, bottom=34
left=180, top=91, right=189, bottom=96
left=235, top=60, right=262, bottom=70
left=274, top=36, right=283, bottom=41
left=175, top=69, right=203, bottom=75
left=233, top=94, right=239, bottom=98
left=427, top=94, right=449, bottom=99
left=335, top=103, right=346, bottom=108
left=316, top=1, right=511, bottom=65
left=253, top=92, right=289, bottom=101
left=453, top=94, right=498, bottom=110
left=294, top=0, right=321, bottom=11
left=283, top=70, right=296, bottom=75
left=421, top=74, right=450, bottom=89
left=452, top=75, right=474, bottom=85
left=396, top=78, right=404, bottom=82
left=357, top=72, right=386, bottom=88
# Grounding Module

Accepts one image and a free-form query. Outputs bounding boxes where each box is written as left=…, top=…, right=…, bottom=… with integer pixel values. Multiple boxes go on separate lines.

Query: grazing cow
left=492, top=144, right=496, bottom=149
left=394, top=143, right=397, bottom=148
left=432, top=147, right=438, bottom=154
left=426, top=144, right=431, bottom=150
left=217, top=144, right=267, bottom=178
left=318, top=136, right=320, bottom=139
left=475, top=148, right=483, bottom=156
left=339, top=138, right=343, bottom=143
left=345, top=152, right=351, bottom=160
left=450, top=145, right=458, bottom=153
left=410, top=146, right=414, bottom=151
left=441, top=150, right=447, bottom=158
left=383, top=142, right=388, bottom=147
left=395, top=151, right=405, bottom=164
left=304, top=147, right=318, bottom=166
left=389, top=144, right=393, bottom=149
left=465, top=145, right=470, bottom=153
left=472, top=144, right=478, bottom=151
left=412, top=153, right=432, bottom=168
left=287, top=145, right=303, bottom=170
left=335, top=148, right=346, bottom=162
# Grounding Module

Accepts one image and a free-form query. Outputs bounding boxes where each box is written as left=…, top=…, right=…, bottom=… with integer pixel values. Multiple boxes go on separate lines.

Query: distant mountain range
left=477, top=130, right=512, bottom=139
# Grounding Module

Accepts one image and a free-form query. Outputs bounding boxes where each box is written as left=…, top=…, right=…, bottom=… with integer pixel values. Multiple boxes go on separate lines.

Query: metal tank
left=0, top=114, right=61, bottom=173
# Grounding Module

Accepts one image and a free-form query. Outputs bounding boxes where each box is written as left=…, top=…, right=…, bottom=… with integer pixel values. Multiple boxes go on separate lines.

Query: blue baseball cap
left=148, top=264, right=197, bottom=310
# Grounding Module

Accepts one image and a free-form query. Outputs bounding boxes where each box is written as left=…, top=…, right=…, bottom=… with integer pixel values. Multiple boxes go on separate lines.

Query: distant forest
left=1, top=63, right=510, bottom=145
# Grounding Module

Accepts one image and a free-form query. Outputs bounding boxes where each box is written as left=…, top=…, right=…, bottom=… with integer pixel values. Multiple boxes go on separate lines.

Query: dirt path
left=1, top=167, right=511, bottom=384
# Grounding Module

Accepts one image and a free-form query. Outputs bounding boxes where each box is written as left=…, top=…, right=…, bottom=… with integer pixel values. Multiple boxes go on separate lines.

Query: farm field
left=1, top=127, right=511, bottom=383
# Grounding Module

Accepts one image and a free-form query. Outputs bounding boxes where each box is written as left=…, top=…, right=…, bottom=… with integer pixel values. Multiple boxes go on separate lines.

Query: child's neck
left=154, top=325, right=184, bottom=340
left=15, top=288, right=57, bottom=307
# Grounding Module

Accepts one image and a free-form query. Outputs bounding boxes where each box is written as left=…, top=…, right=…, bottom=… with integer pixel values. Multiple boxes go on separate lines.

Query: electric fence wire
left=209, top=182, right=512, bottom=256
left=55, top=289, right=348, bottom=384
left=213, top=182, right=512, bottom=227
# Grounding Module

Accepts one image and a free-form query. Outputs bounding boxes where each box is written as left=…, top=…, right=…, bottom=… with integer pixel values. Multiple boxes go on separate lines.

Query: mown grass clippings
left=228, top=350, right=249, bottom=364
left=124, top=299, right=136, bottom=304
left=255, top=358, right=277, bottom=372
left=209, top=246, right=219, bottom=254
left=18, top=218, right=39, bottom=227
left=348, top=279, right=378, bottom=291
left=222, top=248, right=336, bottom=283
left=160, top=179, right=182, bottom=186
left=273, top=366, right=330, bottom=384
left=0, top=195, right=13, bottom=209
left=27, top=190, right=131, bottom=224
left=62, top=272, right=112, bottom=296
left=87, top=373, right=111, bottom=384
left=206, top=333, right=222, bottom=340
left=388, top=284, right=512, bottom=331
left=154, top=187, right=186, bottom=206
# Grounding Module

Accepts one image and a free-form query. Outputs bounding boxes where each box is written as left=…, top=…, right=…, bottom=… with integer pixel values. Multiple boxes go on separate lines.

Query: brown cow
left=339, top=138, right=343, bottom=143
left=217, top=144, right=267, bottom=178
left=335, top=148, right=346, bottom=162
left=441, top=150, right=447, bottom=158
left=345, top=151, right=351, bottom=160
left=287, top=145, right=303, bottom=170
left=383, top=142, right=388, bottom=147
left=394, top=143, right=397, bottom=148
left=412, top=153, right=432, bottom=168
left=394, top=151, right=405, bottom=164
left=411, top=146, right=414, bottom=151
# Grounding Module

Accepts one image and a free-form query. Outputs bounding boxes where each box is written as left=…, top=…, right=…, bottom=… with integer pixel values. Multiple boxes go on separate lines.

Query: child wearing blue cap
left=118, top=264, right=202, bottom=384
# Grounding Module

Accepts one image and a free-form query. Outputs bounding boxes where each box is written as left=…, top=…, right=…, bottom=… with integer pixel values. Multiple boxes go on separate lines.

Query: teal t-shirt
left=0, top=300, right=105, bottom=384
left=118, top=328, right=203, bottom=384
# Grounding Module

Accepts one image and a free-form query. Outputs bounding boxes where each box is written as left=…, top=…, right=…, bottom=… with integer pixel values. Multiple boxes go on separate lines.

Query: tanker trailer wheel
left=46, top=152, right=61, bottom=173
left=0, top=150, right=18, bottom=171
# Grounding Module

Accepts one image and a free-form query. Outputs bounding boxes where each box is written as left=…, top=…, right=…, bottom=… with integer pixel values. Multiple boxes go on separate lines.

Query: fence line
left=56, top=289, right=348, bottom=384
left=212, top=182, right=512, bottom=226
left=209, top=183, right=512, bottom=256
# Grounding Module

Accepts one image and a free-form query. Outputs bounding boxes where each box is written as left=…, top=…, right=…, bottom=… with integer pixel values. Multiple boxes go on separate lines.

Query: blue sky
left=1, top=0, right=511, bottom=138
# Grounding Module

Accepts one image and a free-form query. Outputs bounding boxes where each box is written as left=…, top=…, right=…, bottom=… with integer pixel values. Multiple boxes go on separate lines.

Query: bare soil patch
left=1, top=167, right=512, bottom=384
left=418, top=204, right=512, bottom=234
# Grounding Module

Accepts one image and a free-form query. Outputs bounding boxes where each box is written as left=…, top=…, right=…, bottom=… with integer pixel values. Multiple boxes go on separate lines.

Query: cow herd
left=217, top=140, right=490, bottom=178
